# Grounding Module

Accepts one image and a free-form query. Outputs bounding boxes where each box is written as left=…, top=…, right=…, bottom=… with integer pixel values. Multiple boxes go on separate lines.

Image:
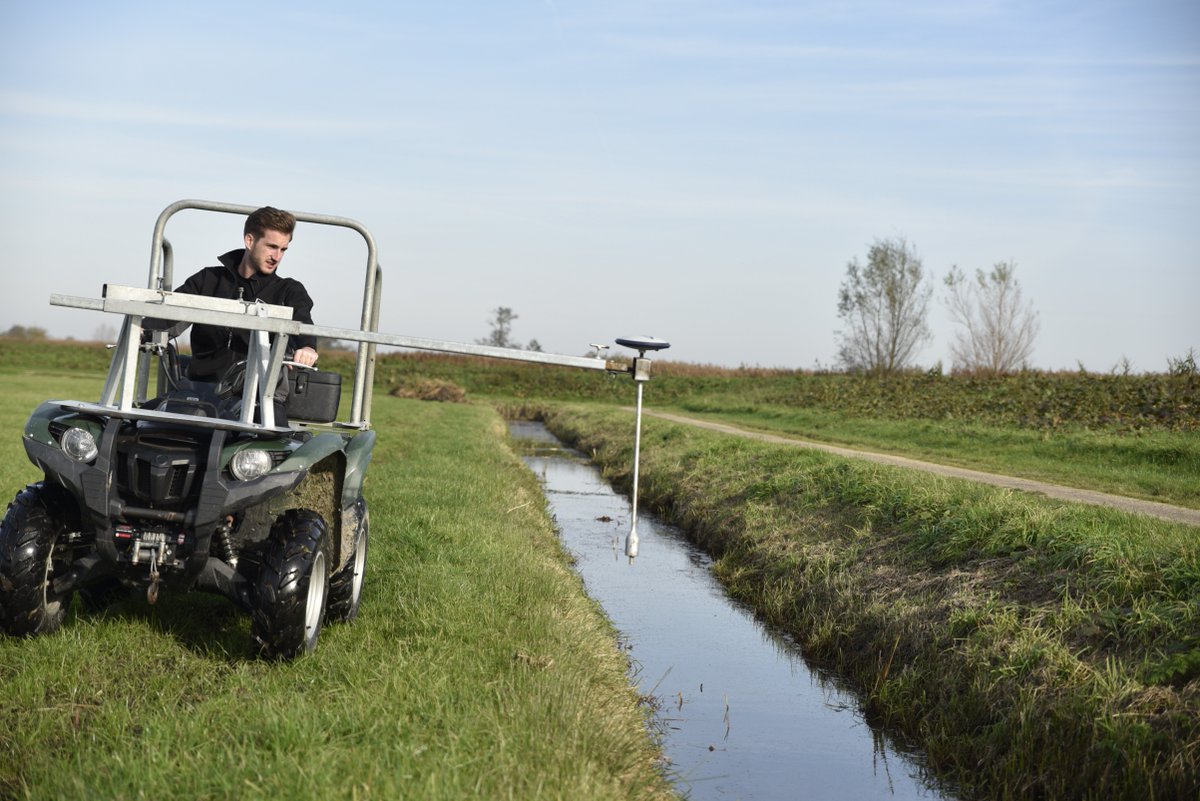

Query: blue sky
left=1, top=1, right=1197, bottom=370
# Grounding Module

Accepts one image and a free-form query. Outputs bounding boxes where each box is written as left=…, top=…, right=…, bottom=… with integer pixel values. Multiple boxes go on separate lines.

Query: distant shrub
left=389, top=378, right=468, bottom=403
left=1, top=325, right=48, bottom=341
left=1168, top=348, right=1198, bottom=377
left=368, top=351, right=1199, bottom=431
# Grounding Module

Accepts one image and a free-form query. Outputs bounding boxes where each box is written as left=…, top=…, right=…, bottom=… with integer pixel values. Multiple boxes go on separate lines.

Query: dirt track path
left=644, top=410, right=1200, bottom=528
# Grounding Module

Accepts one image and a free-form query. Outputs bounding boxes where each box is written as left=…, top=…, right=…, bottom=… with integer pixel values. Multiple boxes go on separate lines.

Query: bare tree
left=476, top=307, right=541, bottom=351
left=476, top=307, right=519, bottom=348
left=836, top=237, right=933, bottom=374
left=943, top=261, right=1039, bottom=374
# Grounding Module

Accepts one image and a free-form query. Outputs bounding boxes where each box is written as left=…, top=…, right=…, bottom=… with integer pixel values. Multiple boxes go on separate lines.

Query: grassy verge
left=4, top=341, right=1196, bottom=509
left=667, top=404, right=1200, bottom=509
left=369, top=350, right=1200, bottom=510
left=537, top=403, right=1200, bottom=801
left=0, top=372, right=674, bottom=801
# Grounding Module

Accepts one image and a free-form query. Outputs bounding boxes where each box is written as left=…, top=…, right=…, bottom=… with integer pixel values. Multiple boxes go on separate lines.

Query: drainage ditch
left=512, top=421, right=955, bottom=800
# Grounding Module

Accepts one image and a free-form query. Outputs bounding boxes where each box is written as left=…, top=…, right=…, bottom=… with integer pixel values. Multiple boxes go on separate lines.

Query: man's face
left=243, top=229, right=291, bottom=276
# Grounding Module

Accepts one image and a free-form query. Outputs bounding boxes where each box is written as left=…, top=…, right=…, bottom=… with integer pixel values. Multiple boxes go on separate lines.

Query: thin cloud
left=605, top=33, right=1200, bottom=69
left=0, top=91, right=363, bottom=135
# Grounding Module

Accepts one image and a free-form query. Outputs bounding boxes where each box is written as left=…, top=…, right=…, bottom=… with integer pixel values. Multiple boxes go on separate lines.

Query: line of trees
left=1, top=325, right=49, bottom=340
left=836, top=237, right=1039, bottom=376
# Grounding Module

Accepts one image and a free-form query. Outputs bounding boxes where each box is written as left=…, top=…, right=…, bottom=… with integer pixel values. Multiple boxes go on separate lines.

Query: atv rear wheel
left=327, top=496, right=368, bottom=623
left=251, top=509, right=330, bottom=659
left=0, top=483, right=79, bottom=637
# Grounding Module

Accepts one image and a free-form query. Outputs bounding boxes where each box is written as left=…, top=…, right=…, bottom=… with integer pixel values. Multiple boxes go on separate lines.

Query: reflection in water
left=511, top=422, right=953, bottom=801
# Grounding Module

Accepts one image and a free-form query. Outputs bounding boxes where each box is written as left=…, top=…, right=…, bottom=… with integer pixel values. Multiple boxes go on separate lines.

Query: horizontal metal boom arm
left=321, top=327, right=613, bottom=371
left=51, top=286, right=620, bottom=374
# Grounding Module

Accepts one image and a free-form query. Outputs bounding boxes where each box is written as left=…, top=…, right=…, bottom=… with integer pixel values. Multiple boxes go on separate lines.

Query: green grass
left=365, top=349, right=1200, bottom=510
left=4, top=340, right=1198, bottom=799
left=4, top=341, right=1196, bottom=510
left=537, top=403, right=1200, bottom=801
left=0, top=369, right=674, bottom=801
left=667, top=404, right=1200, bottom=508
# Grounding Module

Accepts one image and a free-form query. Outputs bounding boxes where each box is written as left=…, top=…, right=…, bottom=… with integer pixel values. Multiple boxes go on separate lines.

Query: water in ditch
left=511, top=421, right=954, bottom=801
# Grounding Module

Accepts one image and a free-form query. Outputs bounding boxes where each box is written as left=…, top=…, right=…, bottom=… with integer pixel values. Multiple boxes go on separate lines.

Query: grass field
left=3, top=340, right=1198, bottom=800
left=4, top=339, right=1196, bottom=510
left=664, top=404, right=1200, bottom=508
left=0, top=366, right=674, bottom=801
left=372, top=350, right=1200, bottom=509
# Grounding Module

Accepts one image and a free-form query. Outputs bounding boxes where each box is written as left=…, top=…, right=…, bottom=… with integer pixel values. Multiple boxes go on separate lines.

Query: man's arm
left=285, top=279, right=319, bottom=367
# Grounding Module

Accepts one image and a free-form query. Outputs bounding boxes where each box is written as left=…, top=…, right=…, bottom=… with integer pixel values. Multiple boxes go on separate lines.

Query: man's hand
left=292, top=346, right=319, bottom=367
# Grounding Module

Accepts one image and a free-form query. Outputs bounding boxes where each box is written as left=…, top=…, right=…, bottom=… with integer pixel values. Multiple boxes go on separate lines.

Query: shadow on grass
left=69, top=589, right=258, bottom=662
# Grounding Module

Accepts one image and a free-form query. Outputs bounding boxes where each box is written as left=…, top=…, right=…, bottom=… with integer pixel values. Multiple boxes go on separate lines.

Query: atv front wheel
left=251, top=509, right=330, bottom=659
left=327, top=496, right=368, bottom=623
left=0, top=483, right=79, bottom=637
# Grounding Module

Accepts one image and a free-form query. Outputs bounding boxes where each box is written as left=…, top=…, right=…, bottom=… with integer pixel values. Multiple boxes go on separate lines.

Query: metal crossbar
left=52, top=285, right=620, bottom=428
left=145, top=200, right=383, bottom=424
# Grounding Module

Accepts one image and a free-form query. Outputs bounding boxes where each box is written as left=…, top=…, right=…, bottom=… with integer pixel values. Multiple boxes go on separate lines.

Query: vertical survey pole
left=615, top=336, right=670, bottom=562
left=627, top=380, right=646, bottom=559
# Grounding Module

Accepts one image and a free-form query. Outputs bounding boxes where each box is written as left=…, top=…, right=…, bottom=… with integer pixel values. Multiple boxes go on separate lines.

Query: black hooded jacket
left=173, top=249, right=317, bottom=381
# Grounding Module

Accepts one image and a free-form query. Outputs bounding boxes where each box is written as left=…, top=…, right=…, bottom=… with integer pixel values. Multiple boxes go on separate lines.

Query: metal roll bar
left=146, top=200, right=382, bottom=423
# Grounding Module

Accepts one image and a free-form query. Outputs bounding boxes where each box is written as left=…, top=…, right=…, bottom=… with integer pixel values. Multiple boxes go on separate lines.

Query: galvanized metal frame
left=52, top=198, right=627, bottom=431
left=147, top=199, right=384, bottom=424
left=53, top=285, right=620, bottom=422
left=59, top=285, right=297, bottom=429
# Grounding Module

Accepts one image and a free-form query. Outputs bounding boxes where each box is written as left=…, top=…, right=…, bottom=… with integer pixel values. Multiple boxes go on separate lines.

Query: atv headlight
left=229, top=449, right=273, bottom=481
left=60, top=427, right=99, bottom=463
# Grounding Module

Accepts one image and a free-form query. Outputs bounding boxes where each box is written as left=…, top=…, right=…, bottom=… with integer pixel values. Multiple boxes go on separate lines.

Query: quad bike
left=0, top=199, right=667, bottom=659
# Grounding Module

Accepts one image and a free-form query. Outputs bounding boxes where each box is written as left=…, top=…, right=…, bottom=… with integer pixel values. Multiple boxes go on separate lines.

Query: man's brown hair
left=244, top=206, right=296, bottom=239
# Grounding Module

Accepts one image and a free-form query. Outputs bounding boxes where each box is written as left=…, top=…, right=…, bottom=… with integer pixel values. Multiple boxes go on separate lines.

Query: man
left=170, top=206, right=319, bottom=382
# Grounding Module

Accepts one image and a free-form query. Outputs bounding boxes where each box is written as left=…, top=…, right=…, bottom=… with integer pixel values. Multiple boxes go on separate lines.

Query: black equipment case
left=286, top=369, right=342, bottom=423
